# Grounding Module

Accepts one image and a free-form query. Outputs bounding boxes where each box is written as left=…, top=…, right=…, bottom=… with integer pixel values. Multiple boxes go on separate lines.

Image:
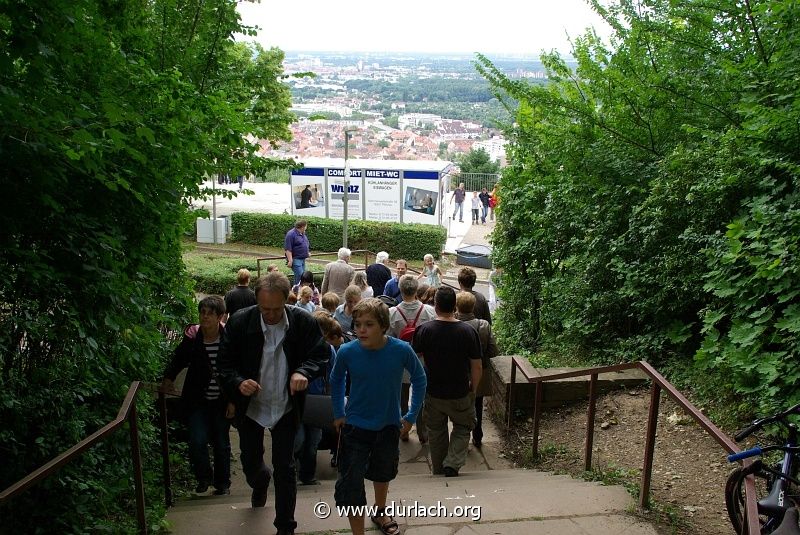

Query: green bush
left=230, top=212, right=447, bottom=261
left=183, top=254, right=293, bottom=295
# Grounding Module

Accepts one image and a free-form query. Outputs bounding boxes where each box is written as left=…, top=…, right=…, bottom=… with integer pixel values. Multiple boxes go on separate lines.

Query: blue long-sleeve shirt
left=330, top=336, right=426, bottom=430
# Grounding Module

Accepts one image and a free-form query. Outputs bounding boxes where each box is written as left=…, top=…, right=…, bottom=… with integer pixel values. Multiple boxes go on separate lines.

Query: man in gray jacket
left=321, top=247, right=355, bottom=299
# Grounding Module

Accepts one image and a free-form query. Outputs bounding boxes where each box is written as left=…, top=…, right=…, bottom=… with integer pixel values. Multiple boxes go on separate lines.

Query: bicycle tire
left=725, top=465, right=777, bottom=534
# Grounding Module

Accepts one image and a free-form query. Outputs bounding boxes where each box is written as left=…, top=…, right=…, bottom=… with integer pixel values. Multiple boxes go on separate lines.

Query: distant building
left=398, top=113, right=442, bottom=130
left=472, top=138, right=508, bottom=163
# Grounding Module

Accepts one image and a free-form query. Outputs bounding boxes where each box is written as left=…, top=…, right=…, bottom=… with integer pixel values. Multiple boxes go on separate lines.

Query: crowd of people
left=161, top=219, right=499, bottom=535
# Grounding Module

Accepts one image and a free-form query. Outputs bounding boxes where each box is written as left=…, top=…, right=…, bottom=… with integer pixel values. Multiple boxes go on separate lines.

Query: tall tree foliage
left=0, top=0, right=293, bottom=531
left=477, top=0, right=799, bottom=413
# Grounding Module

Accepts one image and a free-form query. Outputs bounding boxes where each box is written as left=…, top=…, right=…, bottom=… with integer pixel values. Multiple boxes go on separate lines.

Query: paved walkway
left=165, top=405, right=657, bottom=535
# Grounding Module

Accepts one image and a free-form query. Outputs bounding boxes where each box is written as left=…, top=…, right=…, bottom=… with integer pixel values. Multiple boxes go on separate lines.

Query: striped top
left=204, top=338, right=221, bottom=401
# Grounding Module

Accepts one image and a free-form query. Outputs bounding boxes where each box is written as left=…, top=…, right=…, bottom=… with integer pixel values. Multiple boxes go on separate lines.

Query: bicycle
left=725, top=402, right=800, bottom=534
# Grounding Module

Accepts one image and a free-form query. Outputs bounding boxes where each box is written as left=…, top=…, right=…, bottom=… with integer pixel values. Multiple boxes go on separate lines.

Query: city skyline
left=237, top=0, right=613, bottom=56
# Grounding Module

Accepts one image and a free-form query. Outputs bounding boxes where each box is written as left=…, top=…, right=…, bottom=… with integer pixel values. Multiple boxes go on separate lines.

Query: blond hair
left=237, top=268, right=251, bottom=285
left=456, top=291, right=476, bottom=314
left=313, top=309, right=342, bottom=338
left=321, top=292, right=340, bottom=314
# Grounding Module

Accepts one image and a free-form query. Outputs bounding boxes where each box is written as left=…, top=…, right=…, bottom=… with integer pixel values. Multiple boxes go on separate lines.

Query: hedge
left=183, top=253, right=330, bottom=295
left=230, top=212, right=447, bottom=261
left=183, top=254, right=272, bottom=295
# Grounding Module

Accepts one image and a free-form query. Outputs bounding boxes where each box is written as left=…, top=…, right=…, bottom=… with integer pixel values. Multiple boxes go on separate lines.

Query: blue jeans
left=186, top=400, right=231, bottom=490
left=452, top=201, right=464, bottom=221
left=481, top=205, right=488, bottom=223
left=291, top=258, right=306, bottom=286
left=294, top=424, right=324, bottom=483
left=238, top=412, right=298, bottom=531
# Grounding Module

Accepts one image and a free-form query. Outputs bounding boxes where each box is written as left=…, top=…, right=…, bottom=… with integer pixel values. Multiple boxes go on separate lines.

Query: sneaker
left=212, top=487, right=230, bottom=496
left=443, top=466, right=459, bottom=477
left=194, top=482, right=209, bottom=494
left=299, top=478, right=319, bottom=486
left=251, top=485, right=268, bottom=507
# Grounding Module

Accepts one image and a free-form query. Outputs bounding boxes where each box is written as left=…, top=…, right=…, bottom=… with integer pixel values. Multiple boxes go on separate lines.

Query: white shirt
left=246, top=310, right=291, bottom=428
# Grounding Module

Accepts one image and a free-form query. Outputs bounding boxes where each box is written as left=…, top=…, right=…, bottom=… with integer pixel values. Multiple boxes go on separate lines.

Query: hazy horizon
left=237, top=0, right=612, bottom=56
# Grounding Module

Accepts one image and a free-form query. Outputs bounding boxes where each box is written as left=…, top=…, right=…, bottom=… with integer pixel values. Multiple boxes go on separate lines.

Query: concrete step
left=166, top=468, right=654, bottom=534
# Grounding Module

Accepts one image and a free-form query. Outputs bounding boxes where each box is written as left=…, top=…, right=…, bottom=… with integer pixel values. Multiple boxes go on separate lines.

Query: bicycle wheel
left=725, top=464, right=776, bottom=534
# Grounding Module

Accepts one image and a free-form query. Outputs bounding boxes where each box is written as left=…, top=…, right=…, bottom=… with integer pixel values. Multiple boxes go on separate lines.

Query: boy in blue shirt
left=330, top=298, right=426, bottom=535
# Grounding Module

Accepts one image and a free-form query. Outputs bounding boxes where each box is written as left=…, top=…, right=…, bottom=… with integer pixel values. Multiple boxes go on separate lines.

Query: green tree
left=0, top=0, right=294, bottom=530
left=477, top=0, right=800, bottom=414
left=458, top=148, right=500, bottom=174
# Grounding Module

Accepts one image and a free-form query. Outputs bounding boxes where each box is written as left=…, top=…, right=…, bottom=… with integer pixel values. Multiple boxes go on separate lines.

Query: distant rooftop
left=297, top=157, right=454, bottom=172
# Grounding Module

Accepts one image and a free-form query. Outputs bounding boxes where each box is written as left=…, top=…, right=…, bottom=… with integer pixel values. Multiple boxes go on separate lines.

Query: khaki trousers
left=424, top=393, right=475, bottom=473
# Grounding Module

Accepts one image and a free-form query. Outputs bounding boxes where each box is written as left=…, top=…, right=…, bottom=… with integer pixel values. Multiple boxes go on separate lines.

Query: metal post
left=342, top=130, right=353, bottom=249
left=584, top=373, right=598, bottom=471
left=507, top=361, right=517, bottom=428
left=640, top=382, right=661, bottom=510
left=158, top=390, right=173, bottom=507
left=531, top=382, right=542, bottom=459
left=212, top=175, right=217, bottom=245
left=128, top=401, right=147, bottom=534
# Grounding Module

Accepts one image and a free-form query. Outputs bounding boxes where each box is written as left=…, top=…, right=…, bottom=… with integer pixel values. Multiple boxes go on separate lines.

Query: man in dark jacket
left=163, top=295, right=233, bottom=496
left=223, top=268, right=256, bottom=322
left=457, top=267, right=491, bottom=324
left=365, top=251, right=392, bottom=298
left=218, top=271, right=329, bottom=535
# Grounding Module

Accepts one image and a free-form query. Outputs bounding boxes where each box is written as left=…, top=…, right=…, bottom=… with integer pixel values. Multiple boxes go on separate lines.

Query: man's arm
left=405, top=348, right=427, bottom=424
left=320, top=264, right=330, bottom=295
left=291, top=311, right=330, bottom=384
left=217, top=319, right=247, bottom=400
left=330, top=346, right=347, bottom=430
left=470, top=358, right=483, bottom=395
left=486, top=325, right=499, bottom=360
left=163, top=333, right=192, bottom=383
left=283, top=231, right=293, bottom=265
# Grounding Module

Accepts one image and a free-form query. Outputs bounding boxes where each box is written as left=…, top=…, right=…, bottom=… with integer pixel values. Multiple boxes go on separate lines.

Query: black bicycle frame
left=759, top=425, right=798, bottom=529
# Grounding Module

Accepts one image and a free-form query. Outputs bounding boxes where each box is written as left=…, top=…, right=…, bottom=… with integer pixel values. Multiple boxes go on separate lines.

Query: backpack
left=396, top=305, right=425, bottom=343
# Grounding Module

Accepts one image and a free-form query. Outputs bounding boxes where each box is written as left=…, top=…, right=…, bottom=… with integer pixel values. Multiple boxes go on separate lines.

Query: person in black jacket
left=162, top=295, right=233, bottom=495
left=218, top=271, right=329, bottom=535
left=365, top=251, right=392, bottom=298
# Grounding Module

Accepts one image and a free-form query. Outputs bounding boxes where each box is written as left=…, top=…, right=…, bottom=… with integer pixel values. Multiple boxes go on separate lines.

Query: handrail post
left=507, top=360, right=517, bottom=428
left=158, top=390, right=173, bottom=507
left=128, top=400, right=147, bottom=535
left=531, top=381, right=542, bottom=459
left=639, top=381, right=661, bottom=510
left=584, top=373, right=598, bottom=472
left=743, top=465, right=760, bottom=535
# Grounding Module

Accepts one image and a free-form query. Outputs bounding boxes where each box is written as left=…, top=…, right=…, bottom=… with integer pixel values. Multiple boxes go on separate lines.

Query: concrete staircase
left=165, top=412, right=658, bottom=535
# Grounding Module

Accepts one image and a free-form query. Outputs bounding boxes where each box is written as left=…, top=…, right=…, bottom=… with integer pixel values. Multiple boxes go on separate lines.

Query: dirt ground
left=499, top=387, right=736, bottom=535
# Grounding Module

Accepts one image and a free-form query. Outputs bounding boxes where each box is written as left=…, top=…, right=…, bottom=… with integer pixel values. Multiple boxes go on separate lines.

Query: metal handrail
left=0, top=381, right=148, bottom=534
left=505, top=358, right=760, bottom=535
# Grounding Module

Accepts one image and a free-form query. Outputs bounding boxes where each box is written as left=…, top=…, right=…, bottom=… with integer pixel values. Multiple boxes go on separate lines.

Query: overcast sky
left=237, top=0, right=612, bottom=56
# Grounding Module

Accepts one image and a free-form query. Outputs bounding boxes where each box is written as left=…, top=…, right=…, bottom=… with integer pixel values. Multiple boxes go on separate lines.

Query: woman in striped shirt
left=163, top=295, right=234, bottom=496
